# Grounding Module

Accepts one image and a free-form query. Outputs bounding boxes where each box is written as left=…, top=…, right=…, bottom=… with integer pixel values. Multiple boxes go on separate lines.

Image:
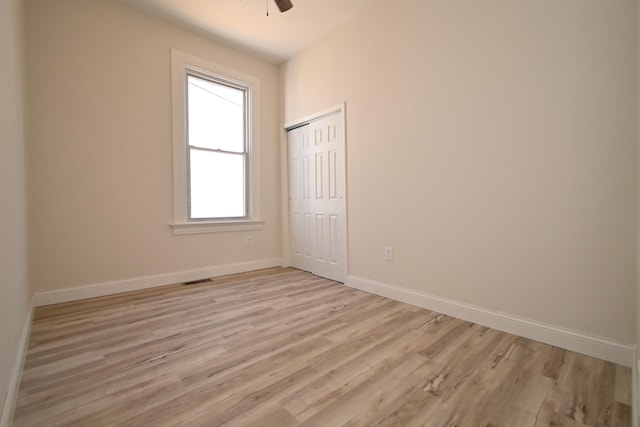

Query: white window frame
left=170, top=49, right=263, bottom=235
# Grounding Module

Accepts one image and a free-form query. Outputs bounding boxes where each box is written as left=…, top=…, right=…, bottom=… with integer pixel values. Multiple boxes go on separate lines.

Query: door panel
left=289, top=125, right=312, bottom=272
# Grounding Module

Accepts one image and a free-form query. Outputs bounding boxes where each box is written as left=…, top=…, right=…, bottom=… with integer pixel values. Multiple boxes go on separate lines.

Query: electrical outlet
left=245, top=236, right=253, bottom=246
left=384, top=246, right=393, bottom=261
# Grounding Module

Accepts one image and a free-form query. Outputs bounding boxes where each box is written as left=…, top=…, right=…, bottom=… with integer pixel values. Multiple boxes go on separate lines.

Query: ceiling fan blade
left=273, top=0, right=293, bottom=13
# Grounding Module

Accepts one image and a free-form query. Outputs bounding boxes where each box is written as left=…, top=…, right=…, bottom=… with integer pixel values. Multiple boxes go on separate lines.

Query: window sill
left=171, top=219, right=265, bottom=235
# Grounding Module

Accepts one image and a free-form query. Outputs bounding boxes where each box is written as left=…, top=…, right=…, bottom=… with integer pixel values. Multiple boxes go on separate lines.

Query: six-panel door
left=288, top=113, right=345, bottom=282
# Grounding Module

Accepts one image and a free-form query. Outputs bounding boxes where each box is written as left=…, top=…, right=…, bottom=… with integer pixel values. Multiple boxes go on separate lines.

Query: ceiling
left=116, top=0, right=379, bottom=64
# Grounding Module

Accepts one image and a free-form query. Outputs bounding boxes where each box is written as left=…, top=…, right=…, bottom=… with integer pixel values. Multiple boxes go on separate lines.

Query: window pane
left=187, top=75, right=245, bottom=153
left=189, top=149, right=245, bottom=219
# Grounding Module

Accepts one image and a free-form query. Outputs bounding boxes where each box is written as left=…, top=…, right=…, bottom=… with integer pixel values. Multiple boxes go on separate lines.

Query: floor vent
left=182, top=278, right=212, bottom=286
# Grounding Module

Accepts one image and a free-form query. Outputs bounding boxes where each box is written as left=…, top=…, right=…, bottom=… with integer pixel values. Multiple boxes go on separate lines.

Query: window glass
left=187, top=74, right=245, bottom=153
left=186, top=74, right=247, bottom=219
left=189, top=149, right=245, bottom=219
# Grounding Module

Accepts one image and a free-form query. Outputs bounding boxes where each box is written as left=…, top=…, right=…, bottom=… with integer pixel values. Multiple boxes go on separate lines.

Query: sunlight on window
left=189, top=150, right=245, bottom=218
left=187, top=74, right=247, bottom=219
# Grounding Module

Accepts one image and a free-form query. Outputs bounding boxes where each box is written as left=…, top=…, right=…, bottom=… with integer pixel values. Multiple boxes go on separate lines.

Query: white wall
left=0, top=0, right=30, bottom=420
left=281, top=0, right=637, bottom=345
left=26, top=0, right=282, bottom=294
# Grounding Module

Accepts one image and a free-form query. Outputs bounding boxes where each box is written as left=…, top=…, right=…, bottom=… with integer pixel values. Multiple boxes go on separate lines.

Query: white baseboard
left=347, top=275, right=634, bottom=368
left=632, top=346, right=638, bottom=427
left=35, top=258, right=282, bottom=307
left=0, top=296, right=35, bottom=427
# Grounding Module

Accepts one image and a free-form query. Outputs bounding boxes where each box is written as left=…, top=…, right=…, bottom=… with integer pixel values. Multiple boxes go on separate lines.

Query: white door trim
left=281, top=103, right=348, bottom=281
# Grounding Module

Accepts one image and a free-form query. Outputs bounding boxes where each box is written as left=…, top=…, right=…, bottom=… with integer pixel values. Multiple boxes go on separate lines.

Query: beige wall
left=637, top=0, right=640, bottom=413
left=0, top=0, right=30, bottom=419
left=281, top=0, right=637, bottom=344
left=26, top=0, right=282, bottom=293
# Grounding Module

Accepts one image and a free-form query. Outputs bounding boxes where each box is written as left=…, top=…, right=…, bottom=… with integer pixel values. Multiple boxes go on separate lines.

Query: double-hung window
left=170, top=49, right=263, bottom=234
left=187, top=73, right=246, bottom=219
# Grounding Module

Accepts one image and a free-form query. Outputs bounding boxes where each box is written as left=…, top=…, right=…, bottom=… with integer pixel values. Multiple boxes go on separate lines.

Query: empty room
left=1, top=0, right=638, bottom=425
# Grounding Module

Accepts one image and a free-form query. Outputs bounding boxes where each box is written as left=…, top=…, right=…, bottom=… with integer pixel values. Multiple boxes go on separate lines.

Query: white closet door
left=288, top=124, right=313, bottom=273
left=288, top=113, right=346, bottom=283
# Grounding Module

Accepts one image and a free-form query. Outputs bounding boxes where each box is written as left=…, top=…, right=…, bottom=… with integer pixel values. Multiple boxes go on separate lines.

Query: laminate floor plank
left=14, top=267, right=631, bottom=426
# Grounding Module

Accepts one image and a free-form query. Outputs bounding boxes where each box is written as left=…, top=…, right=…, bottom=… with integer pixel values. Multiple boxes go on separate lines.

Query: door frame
left=280, top=103, right=348, bottom=281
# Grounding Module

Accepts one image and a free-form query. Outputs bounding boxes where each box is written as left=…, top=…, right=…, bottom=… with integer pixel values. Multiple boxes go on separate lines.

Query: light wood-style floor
left=15, top=268, right=631, bottom=426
